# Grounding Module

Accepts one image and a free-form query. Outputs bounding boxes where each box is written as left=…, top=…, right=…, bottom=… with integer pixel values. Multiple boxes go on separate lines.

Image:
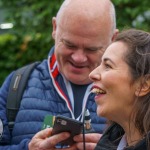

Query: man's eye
left=86, top=48, right=98, bottom=52
left=86, top=47, right=104, bottom=53
left=61, top=41, right=76, bottom=49
left=66, top=44, right=76, bottom=49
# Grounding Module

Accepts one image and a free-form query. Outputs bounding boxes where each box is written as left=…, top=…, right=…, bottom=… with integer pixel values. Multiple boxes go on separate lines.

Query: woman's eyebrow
left=103, top=57, right=116, bottom=66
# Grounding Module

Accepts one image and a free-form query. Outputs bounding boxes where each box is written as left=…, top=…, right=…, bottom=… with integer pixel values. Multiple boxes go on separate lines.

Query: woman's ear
left=135, top=77, right=150, bottom=97
left=52, top=17, right=57, bottom=39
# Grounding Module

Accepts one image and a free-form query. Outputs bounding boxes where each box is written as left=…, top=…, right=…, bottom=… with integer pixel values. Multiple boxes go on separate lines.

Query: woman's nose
left=89, top=67, right=101, bottom=81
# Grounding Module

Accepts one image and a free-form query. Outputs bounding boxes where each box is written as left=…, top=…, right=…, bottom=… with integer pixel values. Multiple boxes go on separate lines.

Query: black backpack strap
left=6, top=61, right=40, bottom=132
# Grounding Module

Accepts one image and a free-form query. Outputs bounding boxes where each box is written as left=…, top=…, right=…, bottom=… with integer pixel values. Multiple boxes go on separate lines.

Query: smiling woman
left=89, top=29, right=150, bottom=150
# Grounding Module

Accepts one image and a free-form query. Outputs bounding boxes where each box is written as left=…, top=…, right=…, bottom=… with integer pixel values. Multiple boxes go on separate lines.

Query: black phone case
left=52, top=115, right=83, bottom=146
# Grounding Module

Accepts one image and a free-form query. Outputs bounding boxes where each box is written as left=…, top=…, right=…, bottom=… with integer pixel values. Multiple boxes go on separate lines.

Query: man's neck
left=70, top=82, right=89, bottom=119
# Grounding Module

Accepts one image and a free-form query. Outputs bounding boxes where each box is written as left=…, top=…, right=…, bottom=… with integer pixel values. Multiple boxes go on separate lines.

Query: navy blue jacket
left=0, top=47, right=106, bottom=150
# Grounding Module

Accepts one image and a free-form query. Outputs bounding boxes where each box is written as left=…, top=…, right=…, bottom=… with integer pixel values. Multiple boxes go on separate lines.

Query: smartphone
left=52, top=115, right=83, bottom=146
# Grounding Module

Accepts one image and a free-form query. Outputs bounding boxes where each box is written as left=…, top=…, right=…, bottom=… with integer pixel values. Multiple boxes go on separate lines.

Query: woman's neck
left=126, top=131, right=143, bottom=146
left=122, top=122, right=144, bottom=146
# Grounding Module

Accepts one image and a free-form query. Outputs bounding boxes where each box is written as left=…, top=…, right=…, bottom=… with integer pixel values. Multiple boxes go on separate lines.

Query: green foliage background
left=0, top=0, right=149, bottom=85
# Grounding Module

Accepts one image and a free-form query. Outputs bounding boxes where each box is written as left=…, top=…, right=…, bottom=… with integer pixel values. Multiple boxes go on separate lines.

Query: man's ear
left=111, top=29, right=119, bottom=42
left=135, top=77, right=150, bottom=97
left=52, top=17, right=57, bottom=39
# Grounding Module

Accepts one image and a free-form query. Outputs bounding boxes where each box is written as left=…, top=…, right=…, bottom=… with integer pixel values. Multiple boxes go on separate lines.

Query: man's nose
left=71, top=49, right=87, bottom=63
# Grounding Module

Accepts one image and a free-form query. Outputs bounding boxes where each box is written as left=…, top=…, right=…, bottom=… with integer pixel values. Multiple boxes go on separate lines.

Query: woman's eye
left=105, top=63, right=111, bottom=69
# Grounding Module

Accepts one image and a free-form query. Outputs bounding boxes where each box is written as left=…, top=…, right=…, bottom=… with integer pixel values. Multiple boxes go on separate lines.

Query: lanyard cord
left=82, top=116, right=86, bottom=150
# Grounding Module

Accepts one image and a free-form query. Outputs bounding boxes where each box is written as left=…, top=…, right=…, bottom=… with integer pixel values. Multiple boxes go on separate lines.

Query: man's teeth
left=91, top=88, right=105, bottom=94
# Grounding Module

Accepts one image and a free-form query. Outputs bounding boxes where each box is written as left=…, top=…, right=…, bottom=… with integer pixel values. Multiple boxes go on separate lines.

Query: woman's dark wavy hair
left=115, top=28, right=150, bottom=141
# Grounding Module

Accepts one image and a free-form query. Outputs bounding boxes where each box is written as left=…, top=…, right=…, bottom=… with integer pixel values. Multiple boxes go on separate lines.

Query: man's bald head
left=56, top=0, right=116, bottom=36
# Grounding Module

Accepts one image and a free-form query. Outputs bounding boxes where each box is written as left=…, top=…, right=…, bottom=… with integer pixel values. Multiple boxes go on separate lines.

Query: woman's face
left=89, top=41, right=138, bottom=124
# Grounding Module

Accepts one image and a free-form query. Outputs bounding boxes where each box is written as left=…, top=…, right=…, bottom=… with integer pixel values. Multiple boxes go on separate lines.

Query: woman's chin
left=97, top=108, right=106, bottom=118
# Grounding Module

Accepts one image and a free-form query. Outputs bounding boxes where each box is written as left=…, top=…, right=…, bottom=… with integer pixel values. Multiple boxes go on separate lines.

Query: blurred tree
left=0, top=0, right=64, bottom=85
left=112, top=0, right=150, bottom=31
left=0, top=0, right=149, bottom=85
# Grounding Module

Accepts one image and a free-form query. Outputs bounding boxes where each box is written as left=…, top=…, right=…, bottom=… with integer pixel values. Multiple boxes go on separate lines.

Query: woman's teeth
left=91, top=88, right=105, bottom=94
